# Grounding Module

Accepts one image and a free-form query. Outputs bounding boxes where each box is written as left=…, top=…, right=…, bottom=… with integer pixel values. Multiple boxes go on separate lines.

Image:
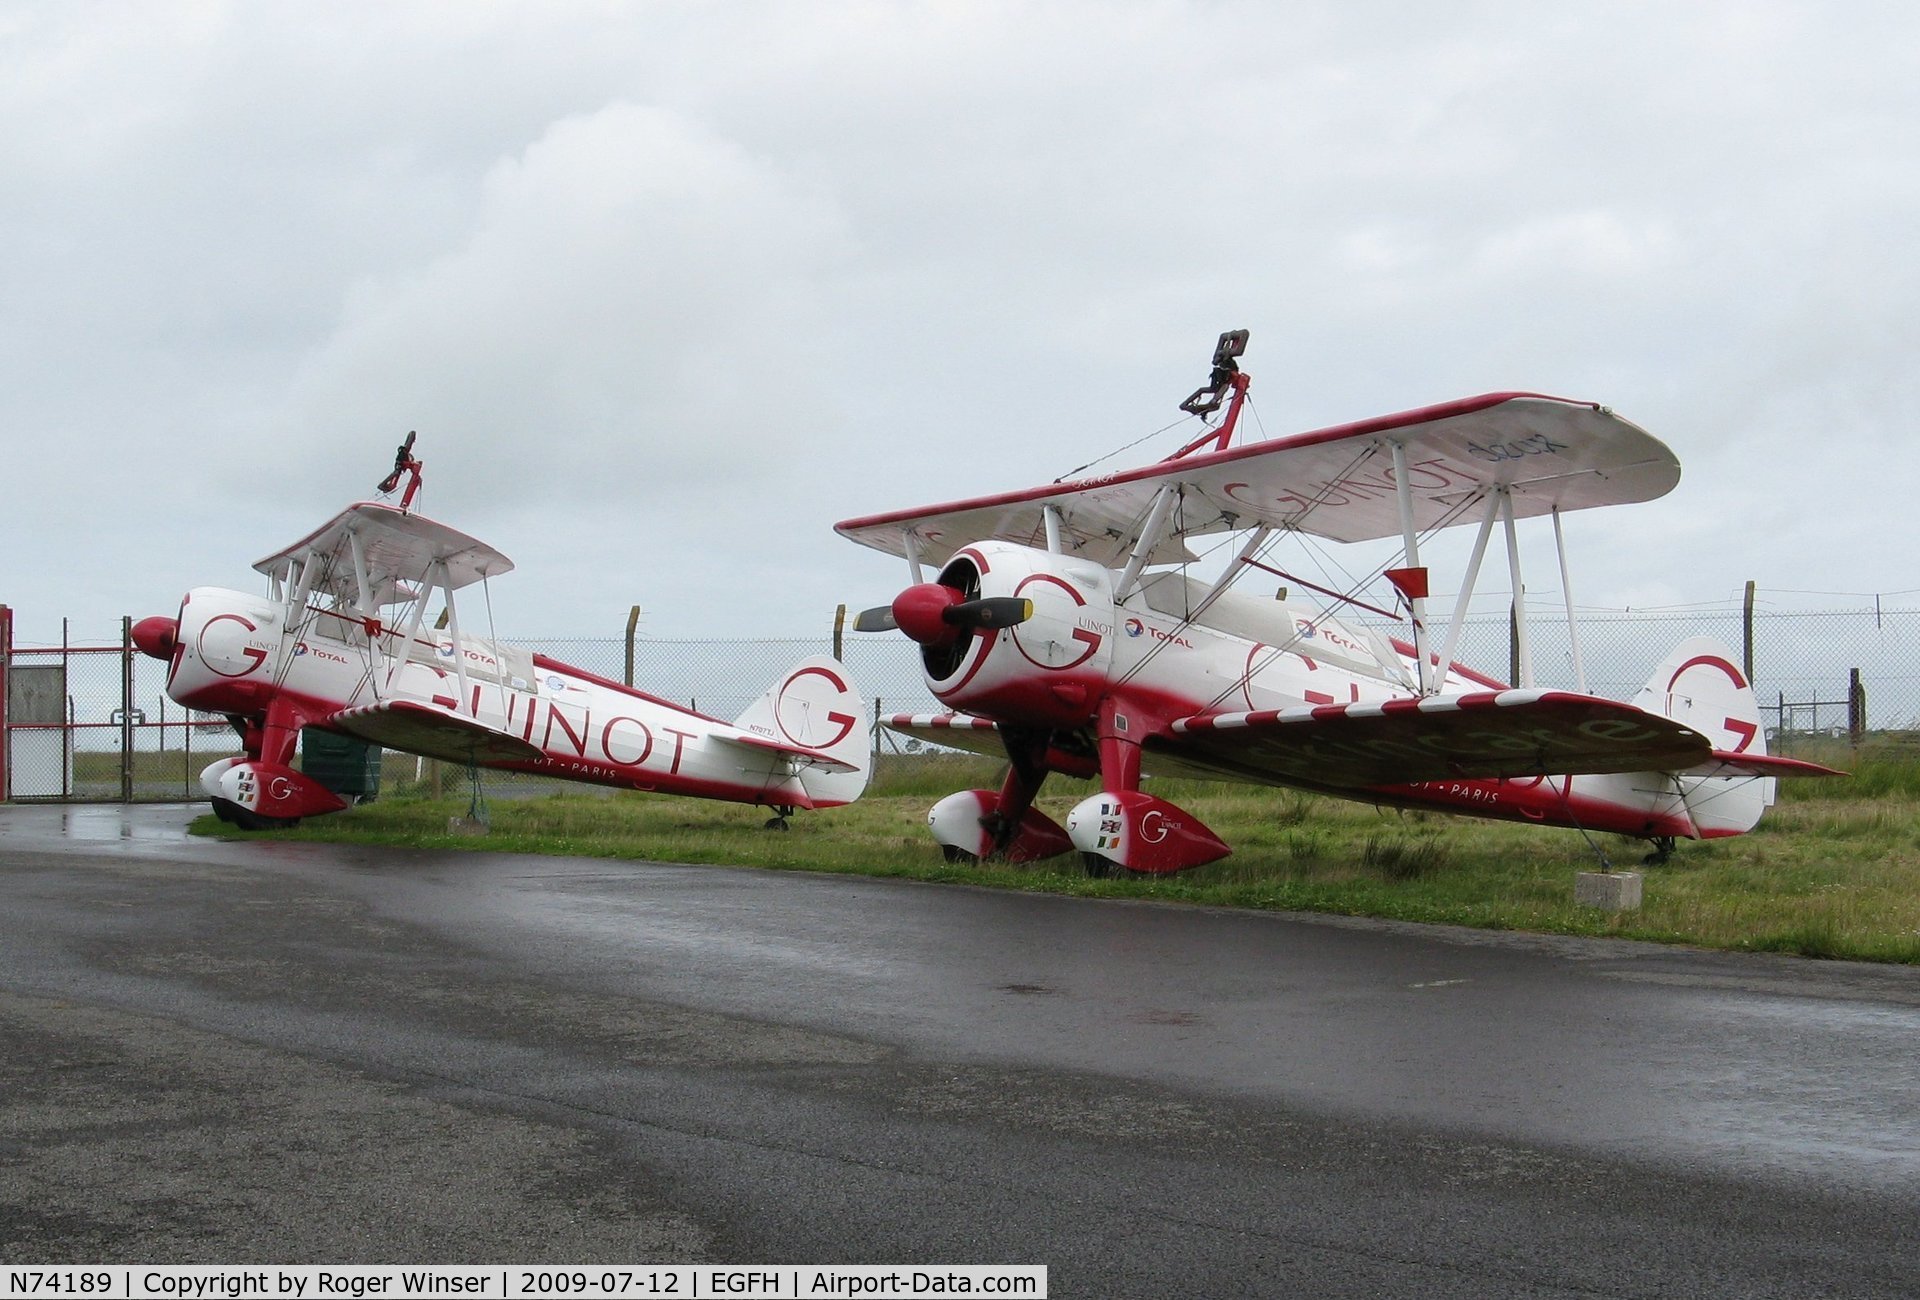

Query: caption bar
left=0, top=1267, right=1046, bottom=1300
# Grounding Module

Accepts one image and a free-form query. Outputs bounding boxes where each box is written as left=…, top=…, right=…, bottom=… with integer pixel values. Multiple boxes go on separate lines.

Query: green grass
left=189, top=741, right=1920, bottom=965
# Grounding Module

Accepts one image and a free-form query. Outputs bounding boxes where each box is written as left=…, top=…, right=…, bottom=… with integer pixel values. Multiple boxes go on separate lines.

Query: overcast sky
left=4, top=0, right=1916, bottom=653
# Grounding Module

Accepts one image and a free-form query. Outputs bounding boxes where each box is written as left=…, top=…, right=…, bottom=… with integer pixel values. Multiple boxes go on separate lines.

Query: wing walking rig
left=133, top=438, right=872, bottom=830
left=837, top=331, right=1839, bottom=875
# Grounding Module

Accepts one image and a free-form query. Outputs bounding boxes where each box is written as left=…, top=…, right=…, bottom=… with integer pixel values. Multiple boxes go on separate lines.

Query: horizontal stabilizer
left=712, top=731, right=860, bottom=775
left=1693, top=750, right=1847, bottom=780
left=326, top=700, right=543, bottom=765
left=1168, top=690, right=1712, bottom=788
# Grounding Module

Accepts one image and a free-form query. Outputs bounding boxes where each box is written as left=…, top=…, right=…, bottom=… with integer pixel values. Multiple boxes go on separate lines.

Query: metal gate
left=1, top=607, right=234, bottom=803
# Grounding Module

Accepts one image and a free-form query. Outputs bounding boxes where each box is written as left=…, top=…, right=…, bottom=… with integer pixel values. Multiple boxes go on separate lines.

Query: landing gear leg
left=979, top=727, right=1051, bottom=858
left=1079, top=703, right=1144, bottom=878
left=764, top=805, right=795, bottom=831
left=1643, top=836, right=1676, bottom=866
left=1062, top=698, right=1231, bottom=876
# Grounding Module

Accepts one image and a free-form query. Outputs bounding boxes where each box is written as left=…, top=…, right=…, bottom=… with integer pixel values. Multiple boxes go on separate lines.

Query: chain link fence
left=1372, top=604, right=1916, bottom=733
left=3, top=601, right=1914, bottom=804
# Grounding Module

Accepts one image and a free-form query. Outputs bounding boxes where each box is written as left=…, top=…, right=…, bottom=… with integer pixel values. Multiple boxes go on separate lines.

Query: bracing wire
left=1055, top=414, right=1211, bottom=483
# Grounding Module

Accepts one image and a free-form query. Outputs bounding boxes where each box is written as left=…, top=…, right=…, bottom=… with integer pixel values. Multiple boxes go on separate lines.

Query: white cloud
left=2, top=0, right=1916, bottom=655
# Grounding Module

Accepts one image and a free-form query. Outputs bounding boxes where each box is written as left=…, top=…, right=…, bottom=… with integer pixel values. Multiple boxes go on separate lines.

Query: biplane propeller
left=135, top=441, right=872, bottom=831
left=852, top=590, right=1033, bottom=642
left=841, top=331, right=1841, bottom=876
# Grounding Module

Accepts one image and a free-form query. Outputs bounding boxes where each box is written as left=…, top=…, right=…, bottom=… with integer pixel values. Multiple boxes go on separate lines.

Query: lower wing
left=1168, top=690, right=1714, bottom=789
left=326, top=700, right=544, bottom=766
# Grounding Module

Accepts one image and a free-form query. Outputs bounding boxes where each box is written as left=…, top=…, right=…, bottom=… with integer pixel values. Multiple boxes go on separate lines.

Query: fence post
left=1742, top=580, right=1755, bottom=685
left=832, top=604, right=846, bottom=662
left=121, top=616, right=135, bottom=803
left=1508, top=603, right=1520, bottom=688
left=0, top=604, right=10, bottom=802
left=1849, top=669, right=1866, bottom=745
left=624, top=605, right=641, bottom=686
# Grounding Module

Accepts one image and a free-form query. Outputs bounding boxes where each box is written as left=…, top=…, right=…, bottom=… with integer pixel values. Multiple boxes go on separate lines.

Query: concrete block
left=447, top=815, right=491, bottom=836
left=1575, top=870, right=1643, bottom=911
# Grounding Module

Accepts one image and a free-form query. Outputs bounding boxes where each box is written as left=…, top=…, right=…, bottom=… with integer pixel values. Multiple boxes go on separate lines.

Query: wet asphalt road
left=1, top=804, right=1917, bottom=1297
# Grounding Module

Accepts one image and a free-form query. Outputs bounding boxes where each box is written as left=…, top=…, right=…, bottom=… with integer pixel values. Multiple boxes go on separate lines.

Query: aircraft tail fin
left=1629, top=636, right=1774, bottom=836
left=731, top=656, right=873, bottom=807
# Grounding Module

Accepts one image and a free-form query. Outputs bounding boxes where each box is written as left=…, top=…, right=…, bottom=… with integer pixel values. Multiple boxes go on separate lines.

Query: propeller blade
left=888, top=586, right=1031, bottom=645
left=945, top=596, right=1033, bottom=629
left=853, top=605, right=898, bottom=633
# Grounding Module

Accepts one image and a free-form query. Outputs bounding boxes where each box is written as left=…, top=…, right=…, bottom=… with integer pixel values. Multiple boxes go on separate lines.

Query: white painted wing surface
left=325, top=700, right=543, bottom=765
left=835, top=394, right=1679, bottom=569
left=255, top=501, right=514, bottom=597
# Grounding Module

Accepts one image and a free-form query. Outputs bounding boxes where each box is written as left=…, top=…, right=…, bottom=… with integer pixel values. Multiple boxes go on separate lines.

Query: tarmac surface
left=2, top=802, right=1917, bottom=1296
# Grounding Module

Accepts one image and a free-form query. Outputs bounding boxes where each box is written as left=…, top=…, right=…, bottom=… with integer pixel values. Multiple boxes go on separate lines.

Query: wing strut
left=1502, top=490, right=1532, bottom=687
left=437, top=563, right=472, bottom=718
left=347, top=529, right=374, bottom=614
left=1388, top=439, right=1435, bottom=694
left=1552, top=506, right=1586, bottom=693
left=1183, top=524, right=1273, bottom=626
left=1115, top=484, right=1180, bottom=603
left=384, top=566, right=437, bottom=699
left=1433, top=490, right=1501, bottom=686
left=270, top=547, right=322, bottom=687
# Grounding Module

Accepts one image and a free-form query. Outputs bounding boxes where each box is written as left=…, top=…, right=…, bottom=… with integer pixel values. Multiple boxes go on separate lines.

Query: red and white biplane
left=839, top=332, right=1837, bottom=875
left=135, top=437, right=871, bottom=829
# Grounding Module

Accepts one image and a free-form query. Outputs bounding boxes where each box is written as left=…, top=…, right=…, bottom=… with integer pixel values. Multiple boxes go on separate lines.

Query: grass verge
left=190, top=748, right=1920, bottom=965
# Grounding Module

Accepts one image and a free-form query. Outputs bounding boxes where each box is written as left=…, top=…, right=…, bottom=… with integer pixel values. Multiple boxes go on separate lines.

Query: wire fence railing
left=3, top=602, right=1915, bottom=803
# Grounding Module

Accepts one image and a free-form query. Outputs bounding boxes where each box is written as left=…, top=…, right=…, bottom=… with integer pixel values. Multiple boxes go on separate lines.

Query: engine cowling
left=163, top=587, right=284, bottom=712
left=916, top=543, right=1116, bottom=728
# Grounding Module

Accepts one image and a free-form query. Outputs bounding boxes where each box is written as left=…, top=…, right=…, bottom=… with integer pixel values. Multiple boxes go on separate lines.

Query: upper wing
left=835, top=394, right=1679, bottom=569
left=1165, top=690, right=1712, bottom=789
left=255, top=502, right=513, bottom=603
left=325, top=699, right=543, bottom=765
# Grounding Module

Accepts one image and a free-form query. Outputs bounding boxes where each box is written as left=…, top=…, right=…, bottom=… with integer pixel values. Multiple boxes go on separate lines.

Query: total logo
left=1122, top=618, right=1195, bottom=649
left=293, top=640, right=350, bottom=665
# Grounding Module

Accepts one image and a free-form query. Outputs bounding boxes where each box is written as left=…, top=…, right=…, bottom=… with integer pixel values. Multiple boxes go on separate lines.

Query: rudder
left=1630, top=636, right=1766, bottom=757
left=1629, top=636, right=1772, bottom=835
left=732, top=655, right=873, bottom=807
